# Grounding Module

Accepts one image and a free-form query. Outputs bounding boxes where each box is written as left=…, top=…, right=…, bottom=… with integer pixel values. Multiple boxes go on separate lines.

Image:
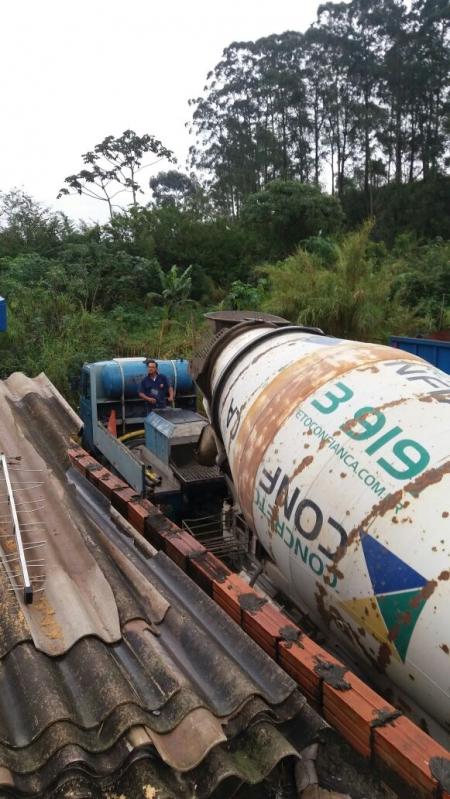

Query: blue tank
left=102, top=359, right=195, bottom=399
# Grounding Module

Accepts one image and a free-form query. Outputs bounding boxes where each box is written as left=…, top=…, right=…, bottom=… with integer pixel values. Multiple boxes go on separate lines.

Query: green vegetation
left=2, top=0, right=450, bottom=407
left=0, top=186, right=444, bottom=409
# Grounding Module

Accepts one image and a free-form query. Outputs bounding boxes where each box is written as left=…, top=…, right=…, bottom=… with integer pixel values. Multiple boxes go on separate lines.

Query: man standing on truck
left=139, top=359, right=174, bottom=414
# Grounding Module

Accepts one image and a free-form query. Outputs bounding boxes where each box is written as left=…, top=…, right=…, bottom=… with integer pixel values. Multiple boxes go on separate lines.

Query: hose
left=119, top=430, right=145, bottom=444
left=118, top=430, right=162, bottom=485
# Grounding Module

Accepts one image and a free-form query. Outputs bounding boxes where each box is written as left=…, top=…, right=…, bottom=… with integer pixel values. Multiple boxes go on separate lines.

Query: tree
left=58, top=130, right=175, bottom=217
left=411, top=0, right=450, bottom=180
left=241, top=180, right=345, bottom=259
left=0, top=189, right=73, bottom=258
left=149, top=170, right=201, bottom=208
left=189, top=33, right=308, bottom=216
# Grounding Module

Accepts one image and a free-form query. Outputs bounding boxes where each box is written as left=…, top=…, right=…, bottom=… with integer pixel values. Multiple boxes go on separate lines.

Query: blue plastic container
left=102, top=358, right=195, bottom=399
left=390, top=336, right=450, bottom=375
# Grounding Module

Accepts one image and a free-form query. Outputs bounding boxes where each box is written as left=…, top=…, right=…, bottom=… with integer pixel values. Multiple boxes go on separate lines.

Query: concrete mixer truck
left=190, top=311, right=450, bottom=748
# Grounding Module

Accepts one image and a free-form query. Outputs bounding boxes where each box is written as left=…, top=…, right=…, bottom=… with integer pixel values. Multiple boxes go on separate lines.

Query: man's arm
left=139, top=391, right=157, bottom=404
left=138, top=380, right=157, bottom=405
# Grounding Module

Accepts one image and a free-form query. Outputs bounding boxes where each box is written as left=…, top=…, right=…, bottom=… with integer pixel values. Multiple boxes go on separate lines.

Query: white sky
left=1, top=0, right=322, bottom=225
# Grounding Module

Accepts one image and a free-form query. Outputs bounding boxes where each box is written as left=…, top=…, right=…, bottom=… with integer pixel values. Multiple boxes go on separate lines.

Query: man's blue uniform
left=139, top=373, right=172, bottom=413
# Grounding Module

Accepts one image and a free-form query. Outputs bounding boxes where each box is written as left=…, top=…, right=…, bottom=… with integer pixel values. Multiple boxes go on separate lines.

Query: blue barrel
left=102, top=359, right=195, bottom=399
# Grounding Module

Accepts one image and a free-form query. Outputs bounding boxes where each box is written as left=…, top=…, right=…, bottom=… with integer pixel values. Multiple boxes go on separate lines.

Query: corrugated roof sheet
left=0, top=375, right=307, bottom=797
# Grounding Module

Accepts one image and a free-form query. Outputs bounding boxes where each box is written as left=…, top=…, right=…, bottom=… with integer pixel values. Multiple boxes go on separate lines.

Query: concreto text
left=255, top=467, right=345, bottom=587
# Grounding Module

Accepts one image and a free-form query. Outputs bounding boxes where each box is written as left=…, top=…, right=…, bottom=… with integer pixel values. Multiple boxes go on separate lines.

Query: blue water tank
left=0, top=297, right=7, bottom=333
left=102, top=359, right=195, bottom=399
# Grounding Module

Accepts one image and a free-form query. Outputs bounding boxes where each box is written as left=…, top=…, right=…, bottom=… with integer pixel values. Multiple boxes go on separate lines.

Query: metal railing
left=182, top=508, right=249, bottom=565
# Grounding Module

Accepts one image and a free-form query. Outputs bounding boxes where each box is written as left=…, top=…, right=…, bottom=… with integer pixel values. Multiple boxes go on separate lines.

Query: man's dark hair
left=144, top=358, right=158, bottom=366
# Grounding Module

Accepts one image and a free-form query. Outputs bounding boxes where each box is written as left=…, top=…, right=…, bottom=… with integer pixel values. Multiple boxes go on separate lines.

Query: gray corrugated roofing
left=0, top=376, right=307, bottom=797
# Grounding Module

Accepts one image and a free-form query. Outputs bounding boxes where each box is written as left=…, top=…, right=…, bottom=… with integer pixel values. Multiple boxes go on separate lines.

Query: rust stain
left=374, top=397, right=409, bottom=413
left=325, top=563, right=344, bottom=581
left=315, top=582, right=334, bottom=627
left=357, top=365, right=380, bottom=373
left=314, top=583, right=361, bottom=656
left=419, top=395, right=433, bottom=403
left=439, top=570, right=450, bottom=581
left=341, top=398, right=408, bottom=438
left=387, top=622, right=400, bottom=642
left=220, top=338, right=294, bottom=412
left=441, top=644, right=449, bottom=654
left=443, top=512, right=449, bottom=518
left=409, top=580, right=438, bottom=609
left=377, top=642, right=392, bottom=672
left=332, top=489, right=404, bottom=568
left=340, top=473, right=347, bottom=479
left=404, top=459, right=450, bottom=498
left=292, top=456, right=314, bottom=478
left=360, top=631, right=393, bottom=675
left=233, top=342, right=412, bottom=527
left=340, top=417, right=360, bottom=434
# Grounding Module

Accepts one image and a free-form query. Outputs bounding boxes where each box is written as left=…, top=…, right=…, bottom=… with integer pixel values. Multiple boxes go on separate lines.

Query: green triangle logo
left=376, top=590, right=427, bottom=663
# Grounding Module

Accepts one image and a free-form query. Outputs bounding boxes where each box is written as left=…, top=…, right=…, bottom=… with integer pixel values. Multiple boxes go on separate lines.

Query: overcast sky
left=1, top=0, right=324, bottom=224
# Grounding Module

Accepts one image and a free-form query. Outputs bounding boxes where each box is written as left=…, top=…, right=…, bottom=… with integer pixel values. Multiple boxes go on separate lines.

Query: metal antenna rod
left=0, top=455, right=33, bottom=604
left=6, top=465, right=43, bottom=471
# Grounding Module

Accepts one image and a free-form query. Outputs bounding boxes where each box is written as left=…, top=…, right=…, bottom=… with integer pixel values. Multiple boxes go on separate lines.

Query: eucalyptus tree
left=188, top=41, right=260, bottom=217
left=309, top=4, right=358, bottom=194
left=250, top=32, right=308, bottom=183
left=376, top=0, right=414, bottom=184
left=149, top=170, right=201, bottom=208
left=189, top=32, right=309, bottom=215
left=410, top=0, right=450, bottom=180
left=347, top=0, right=387, bottom=203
